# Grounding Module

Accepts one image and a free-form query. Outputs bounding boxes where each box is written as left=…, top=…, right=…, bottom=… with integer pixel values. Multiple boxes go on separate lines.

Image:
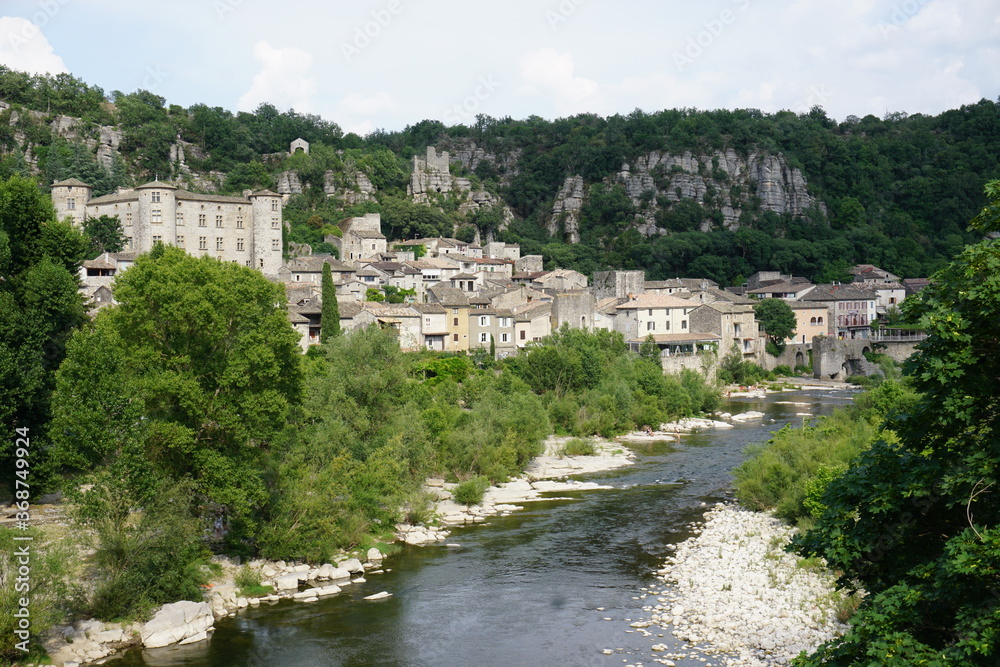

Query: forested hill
left=2, top=66, right=998, bottom=284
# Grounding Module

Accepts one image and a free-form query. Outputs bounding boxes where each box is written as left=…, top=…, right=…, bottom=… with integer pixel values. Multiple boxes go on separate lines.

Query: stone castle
left=51, top=178, right=284, bottom=275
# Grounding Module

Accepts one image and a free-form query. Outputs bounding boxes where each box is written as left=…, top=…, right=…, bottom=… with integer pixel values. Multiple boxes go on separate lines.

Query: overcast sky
left=1, top=0, right=997, bottom=135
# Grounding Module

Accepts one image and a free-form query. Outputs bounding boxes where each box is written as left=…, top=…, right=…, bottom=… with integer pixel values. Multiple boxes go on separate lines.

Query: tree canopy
left=754, top=298, right=796, bottom=355
left=51, top=245, right=303, bottom=533
left=793, top=180, right=1000, bottom=663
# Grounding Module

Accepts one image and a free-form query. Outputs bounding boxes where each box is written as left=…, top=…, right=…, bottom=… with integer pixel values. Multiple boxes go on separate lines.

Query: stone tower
left=51, top=178, right=92, bottom=226
left=250, top=190, right=283, bottom=276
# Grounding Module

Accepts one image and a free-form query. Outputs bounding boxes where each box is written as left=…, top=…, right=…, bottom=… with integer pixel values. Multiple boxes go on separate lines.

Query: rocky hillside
left=1, top=66, right=998, bottom=282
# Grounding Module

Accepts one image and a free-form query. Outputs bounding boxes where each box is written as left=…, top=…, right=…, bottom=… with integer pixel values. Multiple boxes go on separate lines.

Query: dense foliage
left=2, top=66, right=997, bottom=283
left=754, top=298, right=797, bottom=355
left=734, top=377, right=918, bottom=525
left=0, top=176, right=87, bottom=473
left=787, top=182, right=1000, bottom=664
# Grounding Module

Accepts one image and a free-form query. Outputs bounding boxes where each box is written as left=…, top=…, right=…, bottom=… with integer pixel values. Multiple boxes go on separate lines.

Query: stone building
left=328, top=213, right=387, bottom=262
left=52, top=179, right=284, bottom=276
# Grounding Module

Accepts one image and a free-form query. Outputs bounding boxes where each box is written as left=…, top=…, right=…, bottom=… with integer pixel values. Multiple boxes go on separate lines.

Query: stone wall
left=593, top=270, right=646, bottom=299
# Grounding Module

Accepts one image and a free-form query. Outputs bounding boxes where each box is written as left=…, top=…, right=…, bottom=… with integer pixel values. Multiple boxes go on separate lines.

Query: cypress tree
left=320, top=261, right=340, bottom=342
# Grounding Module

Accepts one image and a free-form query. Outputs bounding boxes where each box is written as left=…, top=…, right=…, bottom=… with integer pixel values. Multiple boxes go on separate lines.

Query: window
left=480, top=333, right=489, bottom=343
left=889, top=297, right=896, bottom=305
left=681, top=320, right=687, bottom=330
left=452, top=333, right=459, bottom=342
left=237, top=238, right=244, bottom=251
left=198, top=214, right=207, bottom=227
left=818, top=316, right=824, bottom=325
left=665, top=321, right=671, bottom=330
left=501, top=333, right=509, bottom=343
left=648, top=309, right=653, bottom=316
left=453, top=317, right=459, bottom=326
left=176, top=212, right=184, bottom=225
left=271, top=239, right=280, bottom=251
left=271, top=200, right=279, bottom=212
left=215, top=215, right=223, bottom=227
left=271, top=217, right=279, bottom=229
left=176, top=235, right=184, bottom=248
left=67, top=197, right=75, bottom=210
left=647, top=321, right=655, bottom=331
left=520, top=330, right=526, bottom=340
left=126, top=213, right=133, bottom=227
left=126, top=236, right=132, bottom=249
left=151, top=209, right=162, bottom=223
left=236, top=216, right=244, bottom=229
left=499, top=317, right=511, bottom=328
left=452, top=308, right=458, bottom=314
left=216, top=237, right=224, bottom=251
left=734, top=323, right=742, bottom=336
left=152, top=235, right=162, bottom=244
left=151, top=191, right=160, bottom=203
left=198, top=237, right=207, bottom=250
left=479, top=315, right=489, bottom=327
left=810, top=317, right=817, bottom=325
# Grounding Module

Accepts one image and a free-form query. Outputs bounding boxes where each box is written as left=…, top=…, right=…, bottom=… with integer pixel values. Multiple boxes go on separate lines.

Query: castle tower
left=51, top=178, right=92, bottom=227
left=249, top=190, right=283, bottom=276
left=135, top=180, right=178, bottom=255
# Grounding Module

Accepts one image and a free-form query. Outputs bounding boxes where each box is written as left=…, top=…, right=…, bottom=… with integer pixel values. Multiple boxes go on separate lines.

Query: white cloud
left=516, top=48, right=602, bottom=116
left=0, top=17, right=68, bottom=75
left=237, top=41, right=316, bottom=113
left=332, top=91, right=399, bottom=136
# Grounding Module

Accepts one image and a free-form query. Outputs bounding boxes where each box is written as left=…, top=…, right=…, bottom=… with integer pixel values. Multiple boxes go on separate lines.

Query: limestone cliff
left=550, top=148, right=824, bottom=241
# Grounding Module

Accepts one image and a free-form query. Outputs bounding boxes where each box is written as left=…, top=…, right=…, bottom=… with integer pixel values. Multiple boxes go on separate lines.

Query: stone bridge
left=811, top=335, right=923, bottom=381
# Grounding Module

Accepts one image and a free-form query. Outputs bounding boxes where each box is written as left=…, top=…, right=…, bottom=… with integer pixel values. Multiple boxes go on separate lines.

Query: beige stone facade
left=52, top=179, right=284, bottom=276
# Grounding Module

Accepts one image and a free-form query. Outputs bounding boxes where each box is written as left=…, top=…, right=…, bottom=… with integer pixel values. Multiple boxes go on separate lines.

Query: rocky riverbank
left=397, top=435, right=636, bottom=545
left=625, top=504, right=858, bottom=666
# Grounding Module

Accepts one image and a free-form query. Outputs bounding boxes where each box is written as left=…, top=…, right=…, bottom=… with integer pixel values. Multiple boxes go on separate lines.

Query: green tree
left=793, top=181, right=1000, bottom=664
left=754, top=298, right=796, bottom=355
left=50, top=246, right=302, bottom=538
left=82, top=214, right=126, bottom=257
left=638, top=333, right=661, bottom=366
left=0, top=176, right=86, bottom=466
left=320, top=261, right=340, bottom=342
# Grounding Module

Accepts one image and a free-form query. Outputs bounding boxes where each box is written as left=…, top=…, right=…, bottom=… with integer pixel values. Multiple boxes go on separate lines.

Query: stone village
left=53, top=145, right=928, bottom=383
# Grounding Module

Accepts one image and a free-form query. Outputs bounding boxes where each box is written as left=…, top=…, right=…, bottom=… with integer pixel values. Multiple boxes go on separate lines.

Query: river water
left=107, top=388, right=853, bottom=667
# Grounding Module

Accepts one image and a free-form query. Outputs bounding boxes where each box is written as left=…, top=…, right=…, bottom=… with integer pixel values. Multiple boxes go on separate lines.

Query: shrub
left=453, top=476, right=489, bottom=506
left=560, top=438, right=596, bottom=456
left=235, top=565, right=262, bottom=594
left=772, top=365, right=794, bottom=377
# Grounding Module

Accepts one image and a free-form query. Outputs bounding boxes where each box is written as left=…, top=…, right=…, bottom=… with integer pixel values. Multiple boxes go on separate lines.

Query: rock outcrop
left=550, top=148, right=825, bottom=241
left=140, top=600, right=214, bottom=649
left=550, top=175, right=585, bottom=243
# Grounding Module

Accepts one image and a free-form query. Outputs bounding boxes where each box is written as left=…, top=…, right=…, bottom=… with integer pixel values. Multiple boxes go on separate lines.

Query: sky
left=0, top=0, right=997, bottom=135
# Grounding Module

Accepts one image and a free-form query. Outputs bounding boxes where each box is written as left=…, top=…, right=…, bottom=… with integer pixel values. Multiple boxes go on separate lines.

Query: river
left=106, top=388, right=853, bottom=667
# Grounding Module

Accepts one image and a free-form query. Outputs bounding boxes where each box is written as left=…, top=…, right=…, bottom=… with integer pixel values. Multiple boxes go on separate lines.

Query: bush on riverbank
left=0, top=528, right=81, bottom=663
left=733, top=378, right=918, bottom=525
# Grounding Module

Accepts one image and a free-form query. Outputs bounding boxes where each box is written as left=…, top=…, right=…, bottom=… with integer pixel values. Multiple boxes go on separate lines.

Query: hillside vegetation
left=1, top=66, right=998, bottom=284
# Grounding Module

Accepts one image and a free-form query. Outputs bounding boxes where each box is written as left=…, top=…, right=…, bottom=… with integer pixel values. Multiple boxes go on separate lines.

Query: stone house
left=802, top=285, right=879, bottom=339
left=412, top=303, right=449, bottom=351
left=329, top=213, right=387, bottom=262
left=612, top=293, right=697, bottom=341
left=788, top=302, right=831, bottom=344
left=52, top=179, right=284, bottom=275
left=277, top=255, right=355, bottom=286
left=428, top=285, right=471, bottom=352
left=747, top=281, right=817, bottom=301
left=512, top=301, right=552, bottom=346
left=689, top=302, right=760, bottom=358
left=551, top=290, right=596, bottom=330
left=468, top=308, right=517, bottom=357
